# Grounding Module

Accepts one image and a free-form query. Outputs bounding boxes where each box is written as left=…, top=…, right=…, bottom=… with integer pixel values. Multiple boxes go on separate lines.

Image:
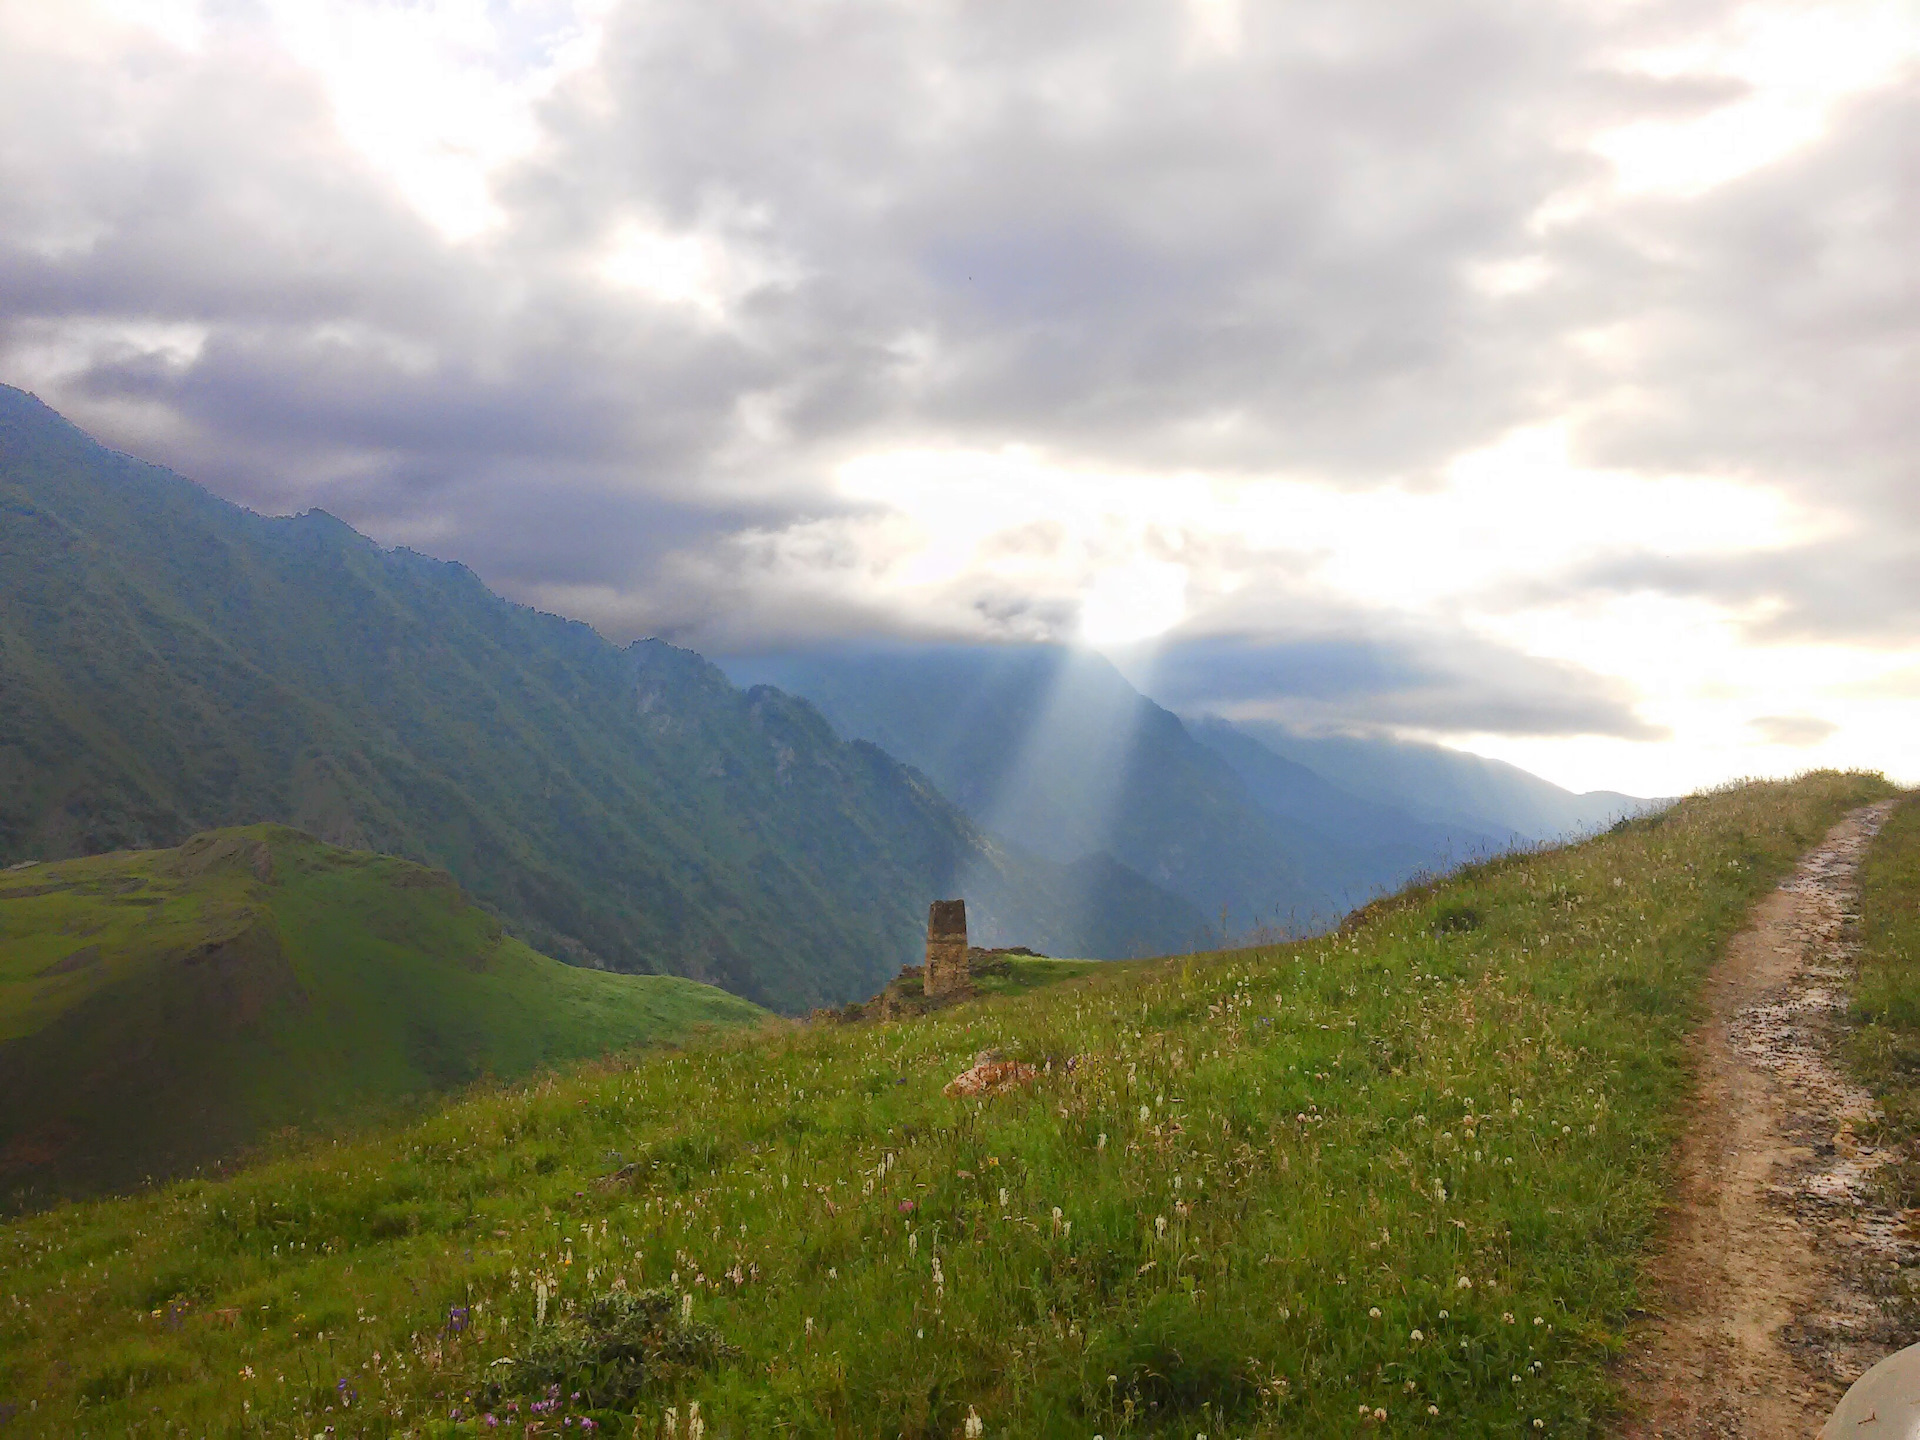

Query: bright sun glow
left=818, top=428, right=1917, bottom=795
left=1079, top=562, right=1190, bottom=646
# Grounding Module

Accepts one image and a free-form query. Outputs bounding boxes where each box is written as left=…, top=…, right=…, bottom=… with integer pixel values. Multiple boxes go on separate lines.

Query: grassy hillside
left=0, top=826, right=765, bottom=1211
left=0, top=386, right=1198, bottom=1011
left=0, top=772, right=1892, bottom=1436
left=1845, top=796, right=1920, bottom=1209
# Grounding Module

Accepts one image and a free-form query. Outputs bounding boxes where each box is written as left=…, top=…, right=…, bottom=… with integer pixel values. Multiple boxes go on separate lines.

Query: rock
left=943, top=1055, right=1037, bottom=1099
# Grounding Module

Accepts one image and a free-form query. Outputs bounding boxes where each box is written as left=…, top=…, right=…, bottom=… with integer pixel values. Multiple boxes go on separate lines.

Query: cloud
left=0, top=0, right=1911, bottom=788
left=1115, top=628, right=1667, bottom=740
left=1749, top=714, right=1838, bottom=747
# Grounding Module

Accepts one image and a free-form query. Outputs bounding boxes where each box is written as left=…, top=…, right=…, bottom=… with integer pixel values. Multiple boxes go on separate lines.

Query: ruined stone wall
left=924, top=898, right=969, bottom=997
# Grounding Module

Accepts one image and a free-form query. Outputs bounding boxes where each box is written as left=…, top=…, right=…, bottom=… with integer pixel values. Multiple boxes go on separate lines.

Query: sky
left=0, top=0, right=1914, bottom=797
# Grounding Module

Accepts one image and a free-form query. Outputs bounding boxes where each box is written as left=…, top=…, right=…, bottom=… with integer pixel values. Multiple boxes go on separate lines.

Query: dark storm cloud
left=0, top=0, right=1908, bottom=720
left=1123, top=629, right=1667, bottom=739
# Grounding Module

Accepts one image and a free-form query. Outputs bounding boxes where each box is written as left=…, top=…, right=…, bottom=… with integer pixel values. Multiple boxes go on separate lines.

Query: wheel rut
left=1618, top=798, right=1912, bottom=1438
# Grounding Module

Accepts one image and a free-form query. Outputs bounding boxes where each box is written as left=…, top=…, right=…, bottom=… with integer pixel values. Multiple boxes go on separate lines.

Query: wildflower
left=805, top=1316, right=814, bottom=1336
left=1503, top=1312, right=1515, bottom=1324
left=999, top=1187, right=1008, bottom=1209
left=1428, top=1406, right=1440, bottom=1417
left=1368, top=1307, right=1381, bottom=1320
left=1374, top=1411, right=1387, bottom=1424
left=1155, top=1216, right=1168, bottom=1237
left=964, top=1406, right=985, bottom=1438
left=1410, top=1329, right=1424, bottom=1342
left=681, top=1292, right=694, bottom=1323
left=663, top=1406, right=679, bottom=1438
left=899, top=1200, right=915, bottom=1214
left=1533, top=1423, right=1544, bottom=1431
left=909, top=1232, right=919, bottom=1257
left=688, top=1401, right=705, bottom=1440
left=1097, top=1133, right=1107, bottom=1150
left=1438, top=1309, right=1449, bottom=1319
left=1140, top=1105, right=1151, bottom=1124
left=1456, top=1276, right=1472, bottom=1290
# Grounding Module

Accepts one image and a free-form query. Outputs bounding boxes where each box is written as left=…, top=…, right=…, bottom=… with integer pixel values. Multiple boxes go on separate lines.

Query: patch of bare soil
left=1618, top=798, right=1911, bottom=1437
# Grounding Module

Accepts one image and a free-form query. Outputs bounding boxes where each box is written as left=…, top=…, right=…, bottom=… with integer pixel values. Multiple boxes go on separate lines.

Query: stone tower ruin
left=924, top=898, right=969, bottom=997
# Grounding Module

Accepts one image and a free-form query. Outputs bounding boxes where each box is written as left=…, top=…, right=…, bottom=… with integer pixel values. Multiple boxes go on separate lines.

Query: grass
left=0, top=771, right=1894, bottom=1436
left=0, top=826, right=766, bottom=1211
left=1847, top=796, right=1920, bottom=1209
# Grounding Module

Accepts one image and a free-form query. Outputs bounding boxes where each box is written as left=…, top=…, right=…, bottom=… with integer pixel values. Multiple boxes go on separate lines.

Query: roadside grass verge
left=0, top=771, right=1891, bottom=1437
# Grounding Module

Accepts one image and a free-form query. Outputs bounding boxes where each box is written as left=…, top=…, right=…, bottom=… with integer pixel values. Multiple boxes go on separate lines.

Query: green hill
left=0, top=825, right=766, bottom=1212
left=0, top=385, right=1201, bottom=1011
left=0, top=772, right=1895, bottom=1435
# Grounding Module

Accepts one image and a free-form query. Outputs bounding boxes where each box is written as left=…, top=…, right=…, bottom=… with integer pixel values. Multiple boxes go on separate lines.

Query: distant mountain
left=724, top=644, right=1506, bottom=932
left=0, top=387, right=1199, bottom=1010
left=0, top=825, right=768, bottom=1210
left=1183, top=717, right=1514, bottom=883
left=1218, top=720, right=1650, bottom=842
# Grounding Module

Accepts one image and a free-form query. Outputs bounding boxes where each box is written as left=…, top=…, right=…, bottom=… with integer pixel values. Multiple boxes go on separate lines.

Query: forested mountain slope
left=0, top=387, right=1199, bottom=1009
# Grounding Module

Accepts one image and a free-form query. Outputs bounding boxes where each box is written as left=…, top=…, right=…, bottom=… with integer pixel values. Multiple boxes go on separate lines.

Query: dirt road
left=1618, top=798, right=1912, bottom=1436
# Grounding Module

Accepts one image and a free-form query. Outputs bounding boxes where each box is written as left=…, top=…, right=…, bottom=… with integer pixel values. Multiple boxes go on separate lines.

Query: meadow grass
left=0, top=826, right=765, bottom=1210
left=1847, top=795, right=1920, bottom=1210
left=0, top=772, right=1893, bottom=1437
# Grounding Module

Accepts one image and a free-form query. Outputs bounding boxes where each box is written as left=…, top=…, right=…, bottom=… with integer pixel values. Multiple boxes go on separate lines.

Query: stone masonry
left=924, top=899, right=969, bottom=997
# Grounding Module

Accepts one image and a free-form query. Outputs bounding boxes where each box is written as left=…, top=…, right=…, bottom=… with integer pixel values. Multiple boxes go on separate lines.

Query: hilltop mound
left=0, top=825, right=765, bottom=1210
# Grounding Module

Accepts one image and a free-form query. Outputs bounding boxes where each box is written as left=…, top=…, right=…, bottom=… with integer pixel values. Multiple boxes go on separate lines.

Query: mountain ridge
left=0, top=386, right=1200, bottom=1010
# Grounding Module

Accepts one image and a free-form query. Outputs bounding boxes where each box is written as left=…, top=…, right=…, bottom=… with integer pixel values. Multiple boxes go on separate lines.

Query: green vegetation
left=0, top=826, right=766, bottom=1211
left=0, top=772, right=1891, bottom=1436
left=1847, top=797, right=1920, bottom=1207
left=0, top=385, right=1197, bottom=1011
